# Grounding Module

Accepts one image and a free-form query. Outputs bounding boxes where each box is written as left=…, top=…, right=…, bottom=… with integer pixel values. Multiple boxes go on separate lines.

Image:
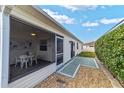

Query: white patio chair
left=33, top=55, right=38, bottom=64
left=15, top=55, right=29, bottom=69
left=20, top=55, right=29, bottom=69
left=29, top=55, right=38, bottom=66
left=15, top=57, right=21, bottom=67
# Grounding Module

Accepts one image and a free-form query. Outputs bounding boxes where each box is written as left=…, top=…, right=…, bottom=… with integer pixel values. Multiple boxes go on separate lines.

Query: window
left=77, top=42, right=79, bottom=49
left=39, top=40, right=47, bottom=51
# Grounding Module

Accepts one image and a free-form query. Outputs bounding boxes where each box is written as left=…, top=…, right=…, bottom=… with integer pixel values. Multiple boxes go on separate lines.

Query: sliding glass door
left=56, top=36, right=64, bottom=65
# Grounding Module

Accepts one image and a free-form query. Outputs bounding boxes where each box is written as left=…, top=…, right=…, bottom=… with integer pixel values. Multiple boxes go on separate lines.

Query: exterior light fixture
left=31, top=33, right=36, bottom=36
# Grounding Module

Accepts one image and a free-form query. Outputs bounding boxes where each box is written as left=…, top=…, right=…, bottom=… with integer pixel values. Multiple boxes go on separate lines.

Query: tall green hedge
left=95, top=24, right=124, bottom=80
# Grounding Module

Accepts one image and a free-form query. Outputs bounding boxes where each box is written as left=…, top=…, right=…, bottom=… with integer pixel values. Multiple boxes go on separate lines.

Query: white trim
left=56, top=36, right=64, bottom=39
left=57, top=62, right=64, bottom=69
left=0, top=10, right=10, bottom=87
left=93, top=59, right=99, bottom=69
left=80, top=64, right=98, bottom=69
left=0, top=7, right=3, bottom=88
left=56, top=53, right=63, bottom=56
left=58, top=71, right=73, bottom=78
left=55, top=34, right=57, bottom=65
left=72, top=64, right=80, bottom=78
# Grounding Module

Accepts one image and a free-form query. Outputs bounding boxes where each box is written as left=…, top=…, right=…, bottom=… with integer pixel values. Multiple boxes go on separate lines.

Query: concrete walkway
left=57, top=57, right=98, bottom=78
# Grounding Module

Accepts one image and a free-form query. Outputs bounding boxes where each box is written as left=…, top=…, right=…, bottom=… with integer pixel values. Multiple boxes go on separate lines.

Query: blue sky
left=39, top=5, right=124, bottom=43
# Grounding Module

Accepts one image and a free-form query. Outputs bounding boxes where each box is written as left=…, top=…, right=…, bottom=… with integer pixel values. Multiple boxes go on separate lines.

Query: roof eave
left=32, top=5, right=83, bottom=44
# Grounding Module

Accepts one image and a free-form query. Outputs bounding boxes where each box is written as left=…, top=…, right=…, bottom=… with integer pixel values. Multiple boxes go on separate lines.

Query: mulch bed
left=35, top=66, right=112, bottom=88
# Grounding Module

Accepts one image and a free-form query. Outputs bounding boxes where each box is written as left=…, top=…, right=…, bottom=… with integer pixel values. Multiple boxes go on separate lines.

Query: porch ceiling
left=10, top=16, right=55, bottom=35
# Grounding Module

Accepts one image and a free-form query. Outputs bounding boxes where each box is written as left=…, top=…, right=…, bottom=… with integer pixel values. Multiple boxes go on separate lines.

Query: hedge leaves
left=95, top=24, right=124, bottom=80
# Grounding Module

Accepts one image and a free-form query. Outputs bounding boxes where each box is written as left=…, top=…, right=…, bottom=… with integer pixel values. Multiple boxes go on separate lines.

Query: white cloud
left=43, top=9, right=58, bottom=15
left=43, top=9, right=75, bottom=24
left=82, top=21, right=99, bottom=27
left=60, top=5, right=98, bottom=11
left=84, top=28, right=94, bottom=32
left=87, top=28, right=93, bottom=31
left=100, top=17, right=124, bottom=24
left=60, top=5, right=78, bottom=11
left=101, top=6, right=106, bottom=9
left=100, top=5, right=112, bottom=9
left=82, top=17, right=124, bottom=27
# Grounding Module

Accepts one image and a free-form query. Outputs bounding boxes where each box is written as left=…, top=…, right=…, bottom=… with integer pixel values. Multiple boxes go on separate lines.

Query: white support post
left=0, top=6, right=2, bottom=88
left=0, top=6, right=13, bottom=88
left=55, top=35, right=57, bottom=66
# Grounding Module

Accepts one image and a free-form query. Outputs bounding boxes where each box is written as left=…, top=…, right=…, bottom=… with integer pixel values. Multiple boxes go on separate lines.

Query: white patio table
left=15, top=55, right=36, bottom=69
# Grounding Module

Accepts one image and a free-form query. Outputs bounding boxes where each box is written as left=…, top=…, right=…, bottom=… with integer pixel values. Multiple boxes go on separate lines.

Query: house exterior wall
left=63, top=36, right=82, bottom=64
left=10, top=6, right=82, bottom=64
left=82, top=46, right=95, bottom=52
left=37, top=32, right=55, bottom=62
left=0, top=6, right=83, bottom=88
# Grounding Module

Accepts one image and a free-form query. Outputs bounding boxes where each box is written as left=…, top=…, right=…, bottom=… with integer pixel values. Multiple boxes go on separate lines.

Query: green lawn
left=79, top=51, right=96, bottom=58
